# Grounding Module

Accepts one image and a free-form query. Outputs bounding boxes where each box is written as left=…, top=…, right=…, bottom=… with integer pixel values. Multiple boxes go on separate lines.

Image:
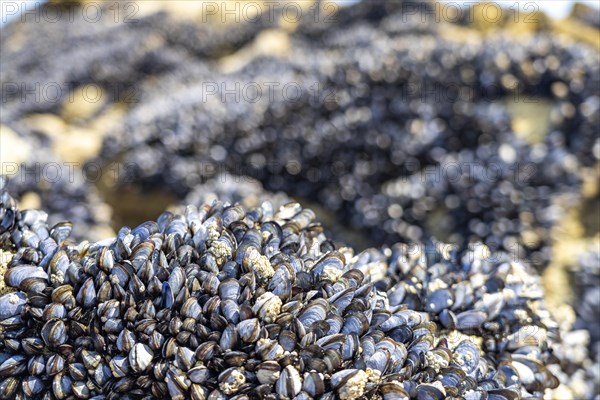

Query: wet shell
left=276, top=365, right=302, bottom=398
left=129, top=343, right=154, bottom=373
left=0, top=292, right=26, bottom=319
left=331, top=369, right=368, bottom=400
left=5, top=265, right=48, bottom=288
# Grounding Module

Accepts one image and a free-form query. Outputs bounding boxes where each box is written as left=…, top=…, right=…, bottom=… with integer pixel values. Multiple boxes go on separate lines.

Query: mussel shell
left=5, top=265, right=48, bottom=289
left=0, top=292, right=26, bottom=319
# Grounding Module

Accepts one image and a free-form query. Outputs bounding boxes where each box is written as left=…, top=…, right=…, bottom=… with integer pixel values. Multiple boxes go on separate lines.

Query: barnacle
left=0, top=250, right=15, bottom=296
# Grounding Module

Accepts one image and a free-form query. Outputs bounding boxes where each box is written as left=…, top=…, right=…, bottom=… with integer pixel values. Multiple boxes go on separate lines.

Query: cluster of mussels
left=1, top=1, right=598, bottom=398
left=1, top=1, right=598, bottom=267
left=92, top=29, right=596, bottom=269
left=0, top=184, right=577, bottom=400
left=571, top=245, right=600, bottom=361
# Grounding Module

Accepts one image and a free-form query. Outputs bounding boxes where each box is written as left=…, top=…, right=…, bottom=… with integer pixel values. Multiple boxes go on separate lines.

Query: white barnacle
left=453, top=353, right=465, bottom=366
left=0, top=250, right=15, bottom=296
left=337, top=369, right=368, bottom=400
left=8, top=292, right=19, bottom=304
left=322, top=265, right=343, bottom=282
left=219, top=368, right=246, bottom=395
left=206, top=221, right=221, bottom=245
left=210, top=240, right=232, bottom=266
left=424, top=351, right=449, bottom=370
left=253, top=292, right=282, bottom=323
left=256, top=338, right=285, bottom=361
left=365, top=367, right=381, bottom=383
left=50, top=270, right=64, bottom=286
left=248, top=247, right=274, bottom=281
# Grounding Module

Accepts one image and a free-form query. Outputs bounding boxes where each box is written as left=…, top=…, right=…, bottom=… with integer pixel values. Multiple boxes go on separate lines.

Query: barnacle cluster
left=0, top=250, right=15, bottom=296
